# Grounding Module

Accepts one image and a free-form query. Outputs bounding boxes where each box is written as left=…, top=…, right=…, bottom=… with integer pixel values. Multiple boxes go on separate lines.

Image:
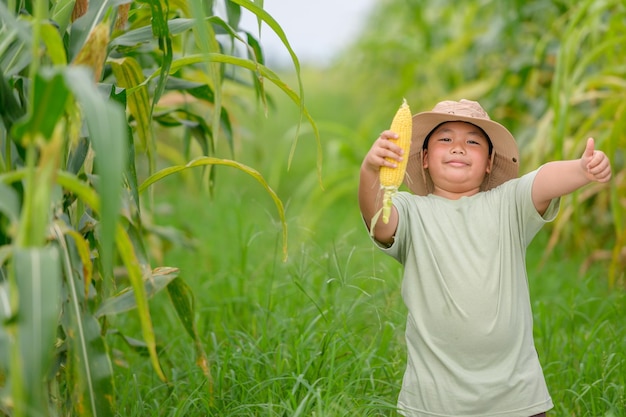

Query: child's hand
left=580, top=138, right=611, bottom=183
left=363, top=130, right=404, bottom=173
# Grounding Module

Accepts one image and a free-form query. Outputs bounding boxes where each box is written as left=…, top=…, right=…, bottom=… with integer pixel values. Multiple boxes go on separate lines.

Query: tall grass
left=112, top=166, right=625, bottom=416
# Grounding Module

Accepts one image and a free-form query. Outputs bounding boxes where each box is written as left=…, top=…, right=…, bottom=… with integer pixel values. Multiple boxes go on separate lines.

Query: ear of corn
left=379, top=98, right=412, bottom=223
left=72, top=22, right=110, bottom=82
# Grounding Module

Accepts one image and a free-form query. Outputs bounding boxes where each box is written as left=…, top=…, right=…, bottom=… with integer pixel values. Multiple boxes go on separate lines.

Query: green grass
left=530, top=246, right=626, bottom=417
left=111, top=168, right=625, bottom=416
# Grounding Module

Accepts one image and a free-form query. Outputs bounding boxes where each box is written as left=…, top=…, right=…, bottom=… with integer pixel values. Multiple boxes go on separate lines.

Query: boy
left=359, top=99, right=612, bottom=417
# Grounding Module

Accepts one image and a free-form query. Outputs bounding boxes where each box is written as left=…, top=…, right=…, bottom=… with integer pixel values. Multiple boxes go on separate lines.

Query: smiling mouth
left=446, top=160, right=469, bottom=167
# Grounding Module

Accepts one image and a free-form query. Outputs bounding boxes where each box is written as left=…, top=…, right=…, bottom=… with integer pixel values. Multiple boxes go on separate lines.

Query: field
left=1, top=1, right=624, bottom=416
left=111, top=82, right=626, bottom=416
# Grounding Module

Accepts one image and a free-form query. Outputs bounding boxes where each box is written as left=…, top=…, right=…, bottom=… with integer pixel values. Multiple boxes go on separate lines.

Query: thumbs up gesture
left=580, top=138, right=612, bottom=183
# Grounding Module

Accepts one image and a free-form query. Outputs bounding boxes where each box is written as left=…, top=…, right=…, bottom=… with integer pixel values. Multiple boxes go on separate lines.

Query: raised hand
left=580, top=138, right=611, bottom=183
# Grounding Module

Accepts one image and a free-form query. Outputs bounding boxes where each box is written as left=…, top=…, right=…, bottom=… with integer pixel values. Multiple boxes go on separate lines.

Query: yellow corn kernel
left=379, top=98, right=412, bottom=223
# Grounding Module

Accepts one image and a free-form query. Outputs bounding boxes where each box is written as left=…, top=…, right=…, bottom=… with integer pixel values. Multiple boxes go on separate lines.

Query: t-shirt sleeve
left=500, top=168, right=560, bottom=245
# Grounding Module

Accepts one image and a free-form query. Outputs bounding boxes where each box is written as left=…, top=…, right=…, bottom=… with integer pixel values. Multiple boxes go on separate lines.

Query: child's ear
left=486, top=152, right=494, bottom=174
left=422, top=149, right=429, bottom=169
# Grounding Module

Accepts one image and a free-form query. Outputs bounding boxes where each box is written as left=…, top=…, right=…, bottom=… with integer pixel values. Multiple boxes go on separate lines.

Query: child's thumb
left=583, top=137, right=595, bottom=158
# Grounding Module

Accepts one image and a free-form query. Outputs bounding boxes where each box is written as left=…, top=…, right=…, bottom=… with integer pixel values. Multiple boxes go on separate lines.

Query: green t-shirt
left=376, top=169, right=559, bottom=417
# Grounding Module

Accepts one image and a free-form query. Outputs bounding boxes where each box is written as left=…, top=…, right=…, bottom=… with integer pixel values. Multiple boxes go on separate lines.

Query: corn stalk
left=0, top=0, right=317, bottom=415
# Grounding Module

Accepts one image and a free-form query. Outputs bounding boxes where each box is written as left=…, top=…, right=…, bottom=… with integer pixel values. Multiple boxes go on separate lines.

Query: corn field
left=0, top=0, right=624, bottom=416
left=0, top=0, right=307, bottom=415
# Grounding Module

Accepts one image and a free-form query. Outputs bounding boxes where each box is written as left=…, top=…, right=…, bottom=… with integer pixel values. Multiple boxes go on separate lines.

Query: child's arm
left=359, top=130, right=403, bottom=245
left=532, top=138, right=612, bottom=215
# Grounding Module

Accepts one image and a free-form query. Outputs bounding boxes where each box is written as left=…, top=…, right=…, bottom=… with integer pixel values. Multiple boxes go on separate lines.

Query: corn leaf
left=115, top=224, right=167, bottom=381
left=11, top=71, right=70, bottom=143
left=0, top=246, right=12, bottom=379
left=53, top=172, right=165, bottom=381
left=66, top=66, right=128, bottom=289
left=145, top=0, right=172, bottom=126
left=64, top=314, right=116, bottom=417
left=0, top=71, right=25, bottom=137
left=153, top=52, right=323, bottom=186
left=53, top=224, right=115, bottom=417
left=40, top=22, right=67, bottom=65
left=50, top=0, right=77, bottom=34
left=109, top=57, right=152, bottom=152
left=95, top=267, right=180, bottom=317
left=167, top=277, right=213, bottom=394
left=109, top=18, right=196, bottom=48
left=0, top=1, right=31, bottom=76
left=138, top=156, right=288, bottom=261
left=0, top=182, right=19, bottom=224
left=189, top=0, right=223, bottom=158
left=13, top=247, right=61, bottom=416
left=228, top=0, right=311, bottom=171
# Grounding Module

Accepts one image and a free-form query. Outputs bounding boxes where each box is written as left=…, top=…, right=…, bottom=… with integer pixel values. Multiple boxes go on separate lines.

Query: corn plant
left=0, top=0, right=317, bottom=415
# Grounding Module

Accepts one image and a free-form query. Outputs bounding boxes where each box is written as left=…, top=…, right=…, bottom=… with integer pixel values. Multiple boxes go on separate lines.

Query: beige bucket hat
left=405, top=99, right=520, bottom=195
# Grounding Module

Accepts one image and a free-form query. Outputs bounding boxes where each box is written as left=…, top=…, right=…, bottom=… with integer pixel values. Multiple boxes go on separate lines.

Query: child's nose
left=451, top=143, right=465, bottom=154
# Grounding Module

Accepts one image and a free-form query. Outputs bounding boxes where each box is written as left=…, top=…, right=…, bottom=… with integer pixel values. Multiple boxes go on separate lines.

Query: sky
left=238, top=0, right=377, bottom=68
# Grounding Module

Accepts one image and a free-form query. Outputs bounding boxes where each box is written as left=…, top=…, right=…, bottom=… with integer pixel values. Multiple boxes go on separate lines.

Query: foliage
left=0, top=0, right=317, bottom=415
left=337, top=0, right=626, bottom=286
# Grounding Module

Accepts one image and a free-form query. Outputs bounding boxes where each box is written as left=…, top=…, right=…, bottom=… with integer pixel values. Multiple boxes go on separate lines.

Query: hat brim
left=405, top=111, right=520, bottom=195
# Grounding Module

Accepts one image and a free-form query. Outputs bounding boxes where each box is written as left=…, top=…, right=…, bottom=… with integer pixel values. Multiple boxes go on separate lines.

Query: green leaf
left=50, top=0, right=77, bottom=34
left=95, top=267, right=180, bottom=317
left=189, top=1, right=223, bottom=173
left=0, top=1, right=32, bottom=76
left=11, top=70, right=70, bottom=143
left=138, top=156, right=288, bottom=261
left=53, top=224, right=115, bottom=417
left=40, top=22, right=67, bottom=65
left=115, top=224, right=167, bottom=381
left=153, top=107, right=214, bottom=156
left=0, top=182, right=20, bottom=224
left=64, top=314, right=116, bottom=417
left=227, top=0, right=322, bottom=185
left=109, top=18, right=196, bottom=48
left=13, top=246, right=61, bottom=416
left=0, top=249, right=12, bottom=374
left=109, top=57, right=152, bottom=152
left=145, top=0, right=172, bottom=121
left=0, top=64, right=26, bottom=132
left=65, top=66, right=128, bottom=286
left=152, top=52, right=323, bottom=187
left=167, top=277, right=213, bottom=389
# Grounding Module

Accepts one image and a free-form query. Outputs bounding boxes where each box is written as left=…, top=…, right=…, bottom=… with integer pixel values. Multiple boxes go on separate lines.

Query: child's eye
left=438, top=137, right=451, bottom=142
left=467, top=140, right=480, bottom=145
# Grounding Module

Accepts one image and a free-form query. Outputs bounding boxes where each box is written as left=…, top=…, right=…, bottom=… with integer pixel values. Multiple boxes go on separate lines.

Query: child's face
left=422, top=121, right=492, bottom=197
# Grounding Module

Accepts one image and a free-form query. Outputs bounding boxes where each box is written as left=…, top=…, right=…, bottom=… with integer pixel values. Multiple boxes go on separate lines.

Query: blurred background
left=231, top=0, right=625, bottom=272
left=238, top=0, right=377, bottom=67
